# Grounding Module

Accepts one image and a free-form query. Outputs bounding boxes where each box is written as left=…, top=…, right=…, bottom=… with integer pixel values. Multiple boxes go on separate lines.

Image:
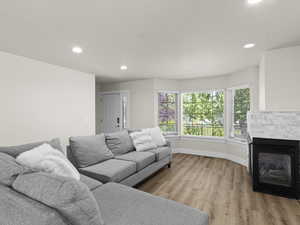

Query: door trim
left=97, top=90, right=130, bottom=130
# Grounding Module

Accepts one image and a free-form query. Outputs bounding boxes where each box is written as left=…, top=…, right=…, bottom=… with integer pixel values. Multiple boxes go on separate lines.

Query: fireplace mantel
left=247, top=112, right=300, bottom=140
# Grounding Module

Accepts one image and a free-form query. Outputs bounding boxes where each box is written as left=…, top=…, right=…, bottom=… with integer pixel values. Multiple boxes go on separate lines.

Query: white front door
left=102, top=93, right=122, bottom=133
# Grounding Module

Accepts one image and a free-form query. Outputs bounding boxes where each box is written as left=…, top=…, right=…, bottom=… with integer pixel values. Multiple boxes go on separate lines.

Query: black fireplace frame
left=249, top=137, right=299, bottom=199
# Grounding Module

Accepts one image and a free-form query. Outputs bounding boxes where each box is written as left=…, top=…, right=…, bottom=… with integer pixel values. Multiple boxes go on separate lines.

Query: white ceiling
left=0, top=0, right=300, bottom=82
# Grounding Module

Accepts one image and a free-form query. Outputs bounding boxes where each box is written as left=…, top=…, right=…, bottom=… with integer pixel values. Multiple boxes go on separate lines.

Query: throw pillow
left=130, top=131, right=157, bottom=152
left=105, top=130, right=134, bottom=155
left=16, top=143, right=80, bottom=180
left=12, top=172, right=105, bottom=225
left=0, top=138, right=63, bottom=158
left=143, top=127, right=167, bottom=147
left=69, top=134, right=114, bottom=168
left=0, top=152, right=29, bottom=186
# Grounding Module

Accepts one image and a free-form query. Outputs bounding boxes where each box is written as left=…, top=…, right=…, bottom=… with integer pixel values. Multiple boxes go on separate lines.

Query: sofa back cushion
left=0, top=138, right=63, bottom=158
left=105, top=130, right=134, bottom=155
left=0, top=153, right=29, bottom=186
left=12, top=172, right=105, bottom=225
left=69, top=134, right=113, bottom=168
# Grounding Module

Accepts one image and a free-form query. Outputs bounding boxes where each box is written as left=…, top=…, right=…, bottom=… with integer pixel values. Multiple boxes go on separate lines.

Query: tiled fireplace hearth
left=248, top=112, right=300, bottom=199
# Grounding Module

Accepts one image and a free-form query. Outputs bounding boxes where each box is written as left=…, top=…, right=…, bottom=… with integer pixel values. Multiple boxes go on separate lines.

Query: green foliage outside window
left=182, top=91, right=224, bottom=137
left=233, top=88, right=250, bottom=139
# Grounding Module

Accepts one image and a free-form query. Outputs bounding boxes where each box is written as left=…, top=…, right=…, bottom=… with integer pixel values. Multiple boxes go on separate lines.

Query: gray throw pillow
left=0, top=153, right=29, bottom=186
left=105, top=130, right=134, bottom=155
left=12, top=172, right=104, bottom=225
left=0, top=138, right=63, bottom=158
left=69, top=134, right=113, bottom=168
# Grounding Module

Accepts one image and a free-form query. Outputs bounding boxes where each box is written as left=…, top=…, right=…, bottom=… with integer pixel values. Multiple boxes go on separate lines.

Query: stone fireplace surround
left=247, top=112, right=300, bottom=141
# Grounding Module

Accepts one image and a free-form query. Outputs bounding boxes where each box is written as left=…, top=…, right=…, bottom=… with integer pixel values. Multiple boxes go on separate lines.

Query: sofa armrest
left=165, top=140, right=171, bottom=147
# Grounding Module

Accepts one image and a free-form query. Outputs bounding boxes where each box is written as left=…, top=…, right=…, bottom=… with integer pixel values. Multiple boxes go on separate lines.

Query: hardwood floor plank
left=137, top=153, right=300, bottom=225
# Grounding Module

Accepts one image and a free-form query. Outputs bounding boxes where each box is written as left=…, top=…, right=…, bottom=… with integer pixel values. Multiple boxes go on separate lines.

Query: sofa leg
left=168, top=163, right=171, bottom=168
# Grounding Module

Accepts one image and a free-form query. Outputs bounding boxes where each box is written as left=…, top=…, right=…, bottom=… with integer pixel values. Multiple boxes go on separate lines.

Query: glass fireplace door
left=258, top=152, right=292, bottom=187
left=251, top=138, right=299, bottom=199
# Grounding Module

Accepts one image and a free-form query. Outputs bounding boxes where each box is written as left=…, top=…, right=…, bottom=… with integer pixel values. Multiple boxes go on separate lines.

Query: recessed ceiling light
left=243, top=43, right=256, bottom=49
left=120, top=65, right=128, bottom=71
left=247, top=0, right=263, bottom=5
left=72, top=46, right=83, bottom=54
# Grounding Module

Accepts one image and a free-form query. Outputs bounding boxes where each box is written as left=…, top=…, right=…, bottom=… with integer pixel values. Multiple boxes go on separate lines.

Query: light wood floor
left=137, top=154, right=300, bottom=225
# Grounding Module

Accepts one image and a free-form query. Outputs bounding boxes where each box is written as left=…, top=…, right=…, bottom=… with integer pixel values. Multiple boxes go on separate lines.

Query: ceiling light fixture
left=72, top=46, right=83, bottom=54
left=243, top=43, right=256, bottom=49
left=247, top=0, right=263, bottom=5
left=120, top=65, right=128, bottom=71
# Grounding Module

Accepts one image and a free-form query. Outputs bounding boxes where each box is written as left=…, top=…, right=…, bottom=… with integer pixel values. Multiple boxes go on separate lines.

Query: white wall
left=98, top=79, right=155, bottom=129
left=259, top=46, right=300, bottom=111
left=177, top=67, right=259, bottom=111
left=97, top=66, right=259, bottom=166
left=0, top=51, right=95, bottom=150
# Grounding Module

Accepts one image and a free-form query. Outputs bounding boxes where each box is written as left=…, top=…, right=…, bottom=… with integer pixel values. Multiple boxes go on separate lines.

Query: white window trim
left=156, top=86, right=251, bottom=144
left=180, top=135, right=226, bottom=143
left=227, top=85, right=251, bottom=142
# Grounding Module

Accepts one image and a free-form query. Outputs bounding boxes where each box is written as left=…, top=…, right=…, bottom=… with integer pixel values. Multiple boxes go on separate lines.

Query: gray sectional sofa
left=67, top=130, right=172, bottom=187
left=0, top=136, right=209, bottom=225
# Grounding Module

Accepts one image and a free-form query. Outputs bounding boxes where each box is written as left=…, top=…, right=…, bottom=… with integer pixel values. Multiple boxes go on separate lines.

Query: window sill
left=180, top=135, right=226, bottom=143
left=164, top=135, right=248, bottom=145
left=226, top=138, right=248, bottom=145
left=164, top=135, right=180, bottom=140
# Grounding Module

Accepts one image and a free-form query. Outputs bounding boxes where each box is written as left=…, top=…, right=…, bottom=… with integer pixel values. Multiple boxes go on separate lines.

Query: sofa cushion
left=13, top=172, right=105, bottom=225
left=0, top=152, right=29, bottom=186
left=0, top=138, right=63, bottom=158
left=69, top=134, right=114, bottom=168
left=115, top=151, right=156, bottom=171
left=79, top=159, right=137, bottom=183
left=92, top=183, right=209, bottom=225
left=150, top=146, right=172, bottom=161
left=80, top=174, right=103, bottom=191
left=105, top=130, right=134, bottom=155
left=0, top=185, right=67, bottom=225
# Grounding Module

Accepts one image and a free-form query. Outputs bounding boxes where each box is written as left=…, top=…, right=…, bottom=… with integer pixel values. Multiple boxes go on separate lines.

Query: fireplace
left=249, top=137, right=299, bottom=199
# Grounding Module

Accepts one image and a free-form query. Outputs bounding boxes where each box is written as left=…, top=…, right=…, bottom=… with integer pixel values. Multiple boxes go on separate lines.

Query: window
left=231, top=87, right=250, bottom=140
left=158, top=92, right=178, bottom=134
left=182, top=90, right=224, bottom=137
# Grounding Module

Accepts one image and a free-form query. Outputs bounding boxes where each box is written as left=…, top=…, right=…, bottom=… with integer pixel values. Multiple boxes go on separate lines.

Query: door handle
left=117, top=117, right=120, bottom=128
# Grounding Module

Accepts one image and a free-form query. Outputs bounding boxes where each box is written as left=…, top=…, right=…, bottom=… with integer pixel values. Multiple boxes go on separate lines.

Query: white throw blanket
left=16, top=143, right=80, bottom=180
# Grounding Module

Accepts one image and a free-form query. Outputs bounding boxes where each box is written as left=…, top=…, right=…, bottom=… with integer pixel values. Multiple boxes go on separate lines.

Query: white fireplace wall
left=259, top=45, right=300, bottom=111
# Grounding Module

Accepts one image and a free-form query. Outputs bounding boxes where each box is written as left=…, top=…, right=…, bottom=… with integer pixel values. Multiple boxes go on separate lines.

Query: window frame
left=180, top=89, right=225, bottom=139
left=228, top=85, right=251, bottom=142
left=157, top=91, right=180, bottom=136
left=156, top=86, right=251, bottom=143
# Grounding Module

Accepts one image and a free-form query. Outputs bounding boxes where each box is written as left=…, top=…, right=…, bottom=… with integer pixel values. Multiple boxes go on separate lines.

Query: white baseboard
left=173, top=148, right=248, bottom=167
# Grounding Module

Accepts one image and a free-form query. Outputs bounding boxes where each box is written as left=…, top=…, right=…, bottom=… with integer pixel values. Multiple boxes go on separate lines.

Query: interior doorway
left=98, top=91, right=129, bottom=133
